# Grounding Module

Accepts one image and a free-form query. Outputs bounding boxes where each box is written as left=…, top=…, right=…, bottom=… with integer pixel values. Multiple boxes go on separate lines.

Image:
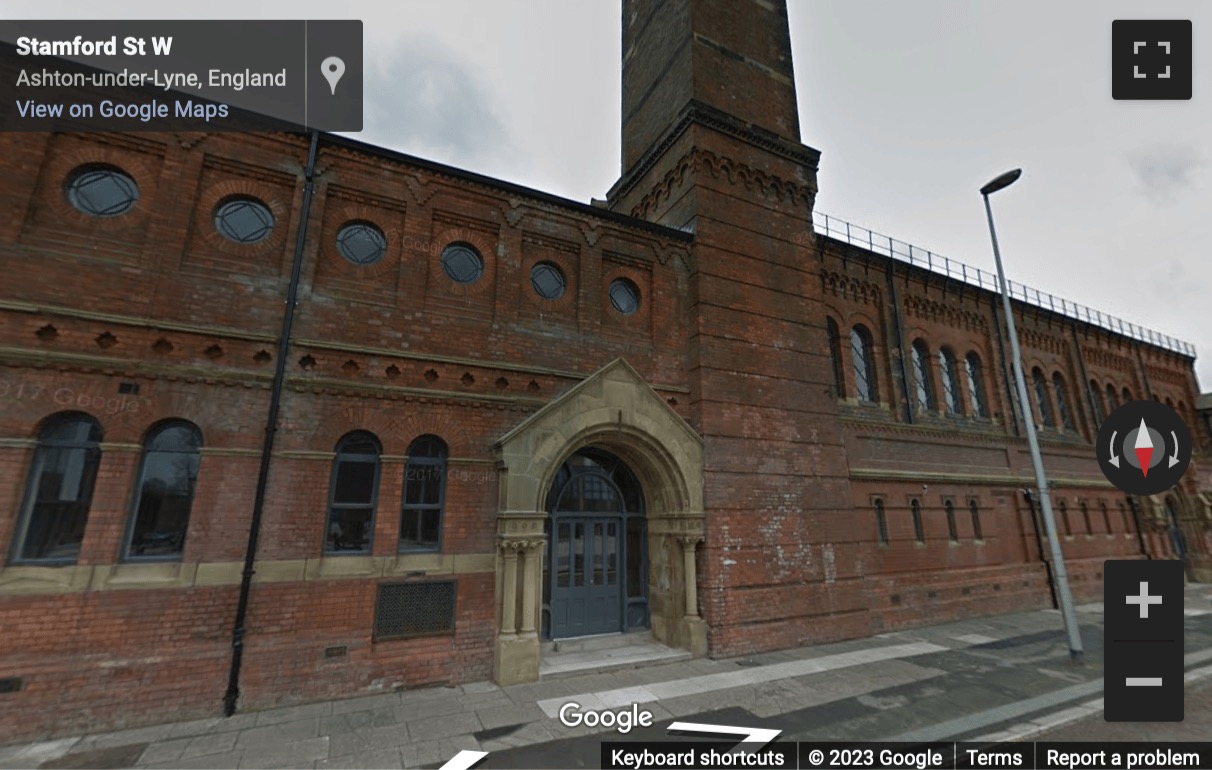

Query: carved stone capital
left=677, top=534, right=704, bottom=549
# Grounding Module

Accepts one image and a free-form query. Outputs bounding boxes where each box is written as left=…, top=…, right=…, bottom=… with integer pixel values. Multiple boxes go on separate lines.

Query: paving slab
left=314, top=747, right=405, bottom=769
left=238, top=736, right=329, bottom=769
left=327, top=723, right=412, bottom=759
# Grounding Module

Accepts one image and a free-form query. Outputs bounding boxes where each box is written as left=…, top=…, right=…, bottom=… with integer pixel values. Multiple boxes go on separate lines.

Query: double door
left=548, top=515, right=622, bottom=637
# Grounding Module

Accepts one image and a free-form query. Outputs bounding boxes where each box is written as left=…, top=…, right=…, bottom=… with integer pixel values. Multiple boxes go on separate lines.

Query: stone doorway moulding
left=491, top=358, right=706, bottom=685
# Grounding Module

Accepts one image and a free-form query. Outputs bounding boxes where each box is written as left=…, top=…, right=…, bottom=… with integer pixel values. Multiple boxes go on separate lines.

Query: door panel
left=550, top=515, right=622, bottom=637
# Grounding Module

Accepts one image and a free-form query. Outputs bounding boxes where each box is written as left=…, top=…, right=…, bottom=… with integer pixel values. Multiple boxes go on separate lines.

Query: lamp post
left=981, top=169, right=1084, bottom=659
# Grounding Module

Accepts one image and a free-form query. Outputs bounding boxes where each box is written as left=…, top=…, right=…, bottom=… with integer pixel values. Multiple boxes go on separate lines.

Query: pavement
left=2, top=584, right=1211, bottom=770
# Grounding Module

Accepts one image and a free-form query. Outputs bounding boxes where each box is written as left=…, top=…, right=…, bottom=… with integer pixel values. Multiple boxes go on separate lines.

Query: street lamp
left=981, top=169, right=1084, bottom=659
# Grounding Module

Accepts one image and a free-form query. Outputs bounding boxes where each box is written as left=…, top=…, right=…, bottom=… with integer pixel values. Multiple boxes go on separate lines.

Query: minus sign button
left=1126, top=677, right=1163, bottom=686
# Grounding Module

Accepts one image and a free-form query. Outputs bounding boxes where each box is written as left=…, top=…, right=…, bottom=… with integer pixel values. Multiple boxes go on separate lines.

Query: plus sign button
left=1113, top=20, right=1192, bottom=100
left=1104, top=560, right=1184, bottom=722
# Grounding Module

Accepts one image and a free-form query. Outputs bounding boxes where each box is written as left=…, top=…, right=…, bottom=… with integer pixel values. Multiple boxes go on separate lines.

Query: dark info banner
left=599, top=742, right=1212, bottom=770
left=0, top=20, right=362, bottom=132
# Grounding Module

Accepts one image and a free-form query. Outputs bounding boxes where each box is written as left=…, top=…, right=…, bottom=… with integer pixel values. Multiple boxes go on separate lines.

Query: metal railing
left=813, top=212, right=1197, bottom=358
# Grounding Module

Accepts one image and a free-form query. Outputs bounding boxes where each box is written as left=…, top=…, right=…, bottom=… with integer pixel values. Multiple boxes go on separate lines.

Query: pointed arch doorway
left=543, top=448, right=648, bottom=639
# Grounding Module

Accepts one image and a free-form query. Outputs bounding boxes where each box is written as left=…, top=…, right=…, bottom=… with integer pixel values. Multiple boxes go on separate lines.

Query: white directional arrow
left=439, top=749, right=488, bottom=770
left=667, top=721, right=782, bottom=753
left=1170, top=430, right=1182, bottom=468
left=1109, top=430, right=1120, bottom=468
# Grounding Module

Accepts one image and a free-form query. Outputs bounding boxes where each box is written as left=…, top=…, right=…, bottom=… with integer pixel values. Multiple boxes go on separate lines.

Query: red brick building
left=2, top=0, right=1209, bottom=742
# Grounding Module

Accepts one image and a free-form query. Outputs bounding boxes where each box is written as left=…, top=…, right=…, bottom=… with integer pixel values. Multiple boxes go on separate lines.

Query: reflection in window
left=126, top=421, right=202, bottom=559
left=400, top=435, right=447, bottom=551
left=827, top=317, right=844, bottom=398
left=965, top=353, right=987, bottom=417
left=912, top=340, right=935, bottom=412
left=875, top=499, right=888, bottom=545
left=1033, top=368, right=1055, bottom=427
left=327, top=431, right=381, bottom=553
left=1053, top=373, right=1075, bottom=431
left=851, top=325, right=877, bottom=403
left=13, top=413, right=102, bottom=562
left=939, top=348, right=961, bottom=415
left=1089, top=380, right=1105, bottom=423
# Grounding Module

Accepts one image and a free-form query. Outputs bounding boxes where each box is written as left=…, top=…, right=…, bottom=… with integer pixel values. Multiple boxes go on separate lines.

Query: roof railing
left=813, top=212, right=1196, bottom=358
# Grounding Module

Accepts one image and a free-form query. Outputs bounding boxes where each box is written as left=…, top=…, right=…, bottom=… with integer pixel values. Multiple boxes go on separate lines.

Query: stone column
left=519, top=539, right=543, bottom=636
left=500, top=540, right=520, bottom=638
left=679, top=535, right=702, bottom=618
left=678, top=533, right=707, bottom=656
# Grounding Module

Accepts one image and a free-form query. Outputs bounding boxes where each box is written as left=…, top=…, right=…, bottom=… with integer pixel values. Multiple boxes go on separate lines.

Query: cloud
left=1126, top=143, right=1203, bottom=203
left=359, top=36, right=518, bottom=170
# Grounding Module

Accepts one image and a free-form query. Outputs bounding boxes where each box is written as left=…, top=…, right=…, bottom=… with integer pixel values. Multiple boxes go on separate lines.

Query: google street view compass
left=1097, top=400, right=1191, bottom=495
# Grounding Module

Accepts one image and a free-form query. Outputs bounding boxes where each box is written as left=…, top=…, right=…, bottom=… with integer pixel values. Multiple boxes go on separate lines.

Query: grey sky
left=12, top=1, right=1211, bottom=387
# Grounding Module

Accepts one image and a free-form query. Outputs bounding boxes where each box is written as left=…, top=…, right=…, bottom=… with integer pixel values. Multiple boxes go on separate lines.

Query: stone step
left=543, top=629, right=654, bottom=654
left=539, top=632, right=691, bottom=679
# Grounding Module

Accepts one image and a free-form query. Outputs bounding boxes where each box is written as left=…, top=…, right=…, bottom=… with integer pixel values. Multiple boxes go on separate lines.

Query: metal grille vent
left=374, top=581, right=456, bottom=640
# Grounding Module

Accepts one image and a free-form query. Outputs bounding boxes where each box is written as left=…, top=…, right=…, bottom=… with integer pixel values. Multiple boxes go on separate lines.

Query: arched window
left=125, top=421, right=202, bottom=559
left=400, top=435, right=448, bottom=552
left=1032, top=368, right=1055, bottom=427
left=1122, top=386, right=1132, bottom=403
left=1053, top=373, right=1075, bottom=431
left=850, top=325, right=877, bottom=403
left=945, top=500, right=958, bottom=542
left=965, top=353, right=987, bottom=417
left=1089, top=380, right=1105, bottom=423
left=939, top=348, right=962, bottom=415
left=827, top=317, right=845, bottom=398
left=911, top=339, right=935, bottom=412
left=875, top=499, right=888, bottom=545
left=1080, top=501, right=1092, bottom=534
left=1059, top=500, right=1071, bottom=536
left=969, top=500, right=983, bottom=540
left=911, top=499, right=924, bottom=543
left=1106, top=384, right=1118, bottom=410
left=13, top=413, right=103, bottom=562
left=1100, top=501, right=1112, bottom=534
left=1165, top=397, right=1175, bottom=409
left=1119, top=500, right=1132, bottom=534
left=326, top=431, right=381, bottom=553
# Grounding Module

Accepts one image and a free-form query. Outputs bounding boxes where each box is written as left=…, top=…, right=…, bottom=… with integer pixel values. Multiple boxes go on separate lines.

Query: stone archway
left=491, top=359, right=704, bottom=685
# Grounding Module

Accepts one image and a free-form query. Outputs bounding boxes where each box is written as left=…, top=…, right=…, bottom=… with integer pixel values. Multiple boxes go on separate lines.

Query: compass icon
left=1097, top=400, right=1191, bottom=495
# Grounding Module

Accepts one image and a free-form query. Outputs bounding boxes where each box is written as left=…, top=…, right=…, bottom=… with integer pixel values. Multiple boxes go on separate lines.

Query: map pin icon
left=321, top=56, right=345, bottom=95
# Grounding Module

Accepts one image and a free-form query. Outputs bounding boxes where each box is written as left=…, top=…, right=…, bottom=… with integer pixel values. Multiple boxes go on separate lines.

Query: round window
left=440, top=243, right=484, bottom=284
left=530, top=262, right=566, bottom=300
left=336, top=222, right=388, bottom=265
left=214, top=197, right=274, bottom=244
left=65, top=166, right=139, bottom=217
left=608, top=278, right=641, bottom=315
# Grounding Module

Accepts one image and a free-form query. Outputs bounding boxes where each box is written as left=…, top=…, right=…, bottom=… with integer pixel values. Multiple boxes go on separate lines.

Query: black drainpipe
left=224, top=130, right=320, bottom=717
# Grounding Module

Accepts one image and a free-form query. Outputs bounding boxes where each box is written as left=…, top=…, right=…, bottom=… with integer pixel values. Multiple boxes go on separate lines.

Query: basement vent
left=324, top=646, right=348, bottom=659
left=0, top=677, right=22, bottom=693
left=374, top=581, right=456, bottom=640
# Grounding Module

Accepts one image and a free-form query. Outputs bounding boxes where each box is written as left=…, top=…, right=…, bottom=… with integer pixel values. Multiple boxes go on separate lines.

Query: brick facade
left=2, top=0, right=1210, bottom=743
